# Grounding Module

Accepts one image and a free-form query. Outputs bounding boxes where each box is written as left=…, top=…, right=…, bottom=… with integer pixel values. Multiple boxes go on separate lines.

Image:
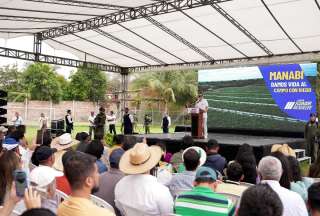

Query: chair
left=240, top=182, right=254, bottom=187
left=216, top=192, right=241, bottom=206
left=90, top=195, right=115, bottom=213
left=171, top=188, right=191, bottom=199
left=56, top=189, right=69, bottom=204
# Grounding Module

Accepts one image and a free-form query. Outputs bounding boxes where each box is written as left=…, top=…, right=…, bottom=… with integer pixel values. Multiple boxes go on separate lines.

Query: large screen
left=198, top=63, right=318, bottom=132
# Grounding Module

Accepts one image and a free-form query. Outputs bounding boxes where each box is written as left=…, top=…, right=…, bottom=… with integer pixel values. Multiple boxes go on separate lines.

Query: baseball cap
left=34, top=146, right=57, bottom=162
left=195, top=166, right=218, bottom=181
left=30, top=166, right=63, bottom=192
left=109, top=148, right=125, bottom=167
left=2, top=138, right=19, bottom=150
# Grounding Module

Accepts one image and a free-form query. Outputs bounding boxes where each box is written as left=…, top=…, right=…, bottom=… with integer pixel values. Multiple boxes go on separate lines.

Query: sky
left=198, top=63, right=317, bottom=82
left=0, top=36, right=76, bottom=79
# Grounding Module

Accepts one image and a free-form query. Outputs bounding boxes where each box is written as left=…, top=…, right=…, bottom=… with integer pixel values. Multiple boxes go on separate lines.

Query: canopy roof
left=1, top=0, right=320, bottom=72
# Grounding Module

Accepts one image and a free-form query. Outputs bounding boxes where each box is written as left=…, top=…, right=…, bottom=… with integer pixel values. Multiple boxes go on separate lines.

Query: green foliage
left=131, top=70, right=198, bottom=111
left=68, top=66, right=107, bottom=102
left=23, top=63, right=62, bottom=102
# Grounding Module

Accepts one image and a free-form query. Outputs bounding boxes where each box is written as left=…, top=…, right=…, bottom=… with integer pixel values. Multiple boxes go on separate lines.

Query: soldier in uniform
left=94, top=107, right=106, bottom=139
left=144, top=114, right=152, bottom=134
left=305, top=113, right=319, bottom=162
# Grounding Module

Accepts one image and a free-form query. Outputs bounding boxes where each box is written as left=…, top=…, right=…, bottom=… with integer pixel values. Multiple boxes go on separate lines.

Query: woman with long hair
left=235, top=144, right=257, bottom=184
left=0, top=150, right=21, bottom=205
left=270, top=151, right=292, bottom=189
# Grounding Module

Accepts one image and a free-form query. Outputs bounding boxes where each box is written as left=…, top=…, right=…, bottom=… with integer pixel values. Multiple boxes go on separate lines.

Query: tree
left=68, top=66, right=107, bottom=102
left=131, top=70, right=198, bottom=111
left=0, top=64, right=23, bottom=92
left=22, top=63, right=62, bottom=102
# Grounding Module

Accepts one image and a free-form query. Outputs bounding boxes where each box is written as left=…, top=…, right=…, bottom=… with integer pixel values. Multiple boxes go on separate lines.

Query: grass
left=24, top=123, right=169, bottom=143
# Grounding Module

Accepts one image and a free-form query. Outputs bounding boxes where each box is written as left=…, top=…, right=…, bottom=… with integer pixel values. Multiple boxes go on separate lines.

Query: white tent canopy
left=0, top=0, right=320, bottom=71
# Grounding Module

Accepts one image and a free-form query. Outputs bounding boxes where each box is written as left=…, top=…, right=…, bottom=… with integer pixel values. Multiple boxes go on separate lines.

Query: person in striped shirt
left=174, top=166, right=235, bottom=216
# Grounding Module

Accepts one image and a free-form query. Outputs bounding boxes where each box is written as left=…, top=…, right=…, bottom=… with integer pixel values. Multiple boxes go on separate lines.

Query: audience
left=288, top=156, right=313, bottom=201
left=85, top=140, right=108, bottom=173
left=235, top=144, right=258, bottom=184
left=0, top=126, right=8, bottom=146
left=203, top=139, right=226, bottom=174
left=122, top=135, right=137, bottom=151
left=75, top=132, right=91, bottom=152
left=168, top=147, right=202, bottom=197
left=0, top=150, right=21, bottom=205
left=31, top=145, right=57, bottom=167
left=258, top=156, right=308, bottom=216
left=270, top=151, right=293, bottom=189
left=175, top=166, right=235, bottom=215
left=216, top=161, right=248, bottom=196
left=309, top=154, right=320, bottom=178
left=21, top=208, right=55, bottom=216
left=238, top=184, right=283, bottom=216
left=54, top=150, right=74, bottom=195
left=155, top=142, right=173, bottom=185
left=30, top=166, right=62, bottom=213
left=109, top=135, right=124, bottom=154
left=308, top=182, right=320, bottom=216
left=170, top=135, right=194, bottom=172
left=58, top=151, right=115, bottom=216
left=115, top=142, right=173, bottom=215
left=94, top=148, right=125, bottom=216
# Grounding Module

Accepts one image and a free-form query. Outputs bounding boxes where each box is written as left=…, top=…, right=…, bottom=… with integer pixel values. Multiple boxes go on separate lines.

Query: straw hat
left=53, top=150, right=66, bottom=172
left=50, top=133, right=78, bottom=151
left=271, top=144, right=296, bottom=158
left=182, top=146, right=207, bottom=167
left=119, top=143, right=162, bottom=175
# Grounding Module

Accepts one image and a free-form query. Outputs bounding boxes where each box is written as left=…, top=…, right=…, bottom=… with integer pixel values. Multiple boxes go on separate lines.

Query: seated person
left=75, top=132, right=91, bottom=152
left=85, top=140, right=108, bottom=174
left=175, top=166, right=235, bottom=216
left=238, top=184, right=283, bottom=216
left=216, top=161, right=249, bottom=196
left=203, top=139, right=226, bottom=174
left=168, top=147, right=204, bottom=197
left=170, top=135, right=194, bottom=173
left=308, top=182, right=320, bottom=216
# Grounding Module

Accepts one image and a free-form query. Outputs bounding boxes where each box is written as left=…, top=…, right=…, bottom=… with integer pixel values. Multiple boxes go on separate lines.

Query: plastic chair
left=90, top=195, right=115, bottom=213
left=56, top=189, right=69, bottom=204
left=171, top=188, right=191, bottom=199
left=240, top=182, right=254, bottom=187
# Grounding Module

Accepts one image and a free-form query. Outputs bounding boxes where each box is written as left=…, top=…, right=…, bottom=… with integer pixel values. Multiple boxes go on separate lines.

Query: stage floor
left=135, top=132, right=305, bottom=147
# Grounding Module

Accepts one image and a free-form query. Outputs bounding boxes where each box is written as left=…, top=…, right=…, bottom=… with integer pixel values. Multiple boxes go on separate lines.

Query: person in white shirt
left=161, top=113, right=171, bottom=134
left=115, top=142, right=173, bottom=216
left=88, top=111, right=95, bottom=138
left=195, top=93, right=209, bottom=139
left=107, top=111, right=117, bottom=135
left=258, top=156, right=308, bottom=216
left=39, top=113, right=48, bottom=130
left=12, top=112, right=23, bottom=127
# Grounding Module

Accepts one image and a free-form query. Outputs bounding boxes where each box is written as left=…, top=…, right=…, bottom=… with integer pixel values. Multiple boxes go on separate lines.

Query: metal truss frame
left=0, top=46, right=122, bottom=73
left=210, top=3, right=273, bottom=56
left=94, top=29, right=167, bottom=65
left=261, top=0, right=303, bottom=53
left=145, top=16, right=214, bottom=61
left=315, top=0, right=320, bottom=11
left=23, top=0, right=132, bottom=10
left=128, top=51, right=320, bottom=72
left=0, top=14, right=75, bottom=24
left=38, top=0, right=232, bottom=40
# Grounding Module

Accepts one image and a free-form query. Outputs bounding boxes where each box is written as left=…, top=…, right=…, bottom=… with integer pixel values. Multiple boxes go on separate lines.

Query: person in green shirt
left=175, top=166, right=235, bottom=216
left=304, top=113, right=319, bottom=162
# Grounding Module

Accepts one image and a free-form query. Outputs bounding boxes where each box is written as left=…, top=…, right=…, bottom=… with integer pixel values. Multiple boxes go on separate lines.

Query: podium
left=188, top=108, right=204, bottom=139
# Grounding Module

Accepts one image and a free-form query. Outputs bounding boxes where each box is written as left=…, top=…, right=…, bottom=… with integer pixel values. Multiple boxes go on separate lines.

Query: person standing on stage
left=107, top=111, right=117, bottom=135
left=161, top=113, right=171, bottom=134
left=195, top=93, right=209, bottom=139
left=122, top=107, right=134, bottom=135
left=305, top=113, right=319, bottom=162
left=144, top=114, right=152, bottom=134
left=88, top=111, right=95, bottom=138
left=12, top=112, right=23, bottom=127
left=65, top=110, right=73, bottom=134
left=94, top=107, right=106, bottom=139
left=39, top=113, right=48, bottom=130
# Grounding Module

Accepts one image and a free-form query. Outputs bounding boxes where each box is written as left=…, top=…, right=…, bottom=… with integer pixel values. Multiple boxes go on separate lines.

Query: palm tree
left=131, top=70, right=198, bottom=112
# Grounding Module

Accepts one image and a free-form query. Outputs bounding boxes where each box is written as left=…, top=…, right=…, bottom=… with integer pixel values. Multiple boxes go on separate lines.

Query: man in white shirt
left=12, top=112, right=23, bottom=127
left=195, top=93, right=209, bottom=139
left=115, top=142, right=173, bottom=215
left=107, top=111, right=117, bottom=135
left=88, top=111, right=95, bottom=138
left=161, top=113, right=171, bottom=134
left=258, top=156, right=308, bottom=216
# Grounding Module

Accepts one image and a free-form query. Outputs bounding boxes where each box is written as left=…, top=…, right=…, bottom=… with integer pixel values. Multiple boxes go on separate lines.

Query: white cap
left=30, top=166, right=63, bottom=191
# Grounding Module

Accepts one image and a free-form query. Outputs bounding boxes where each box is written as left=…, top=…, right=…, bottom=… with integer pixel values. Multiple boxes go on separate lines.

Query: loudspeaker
left=51, top=119, right=64, bottom=130
left=0, top=90, right=7, bottom=125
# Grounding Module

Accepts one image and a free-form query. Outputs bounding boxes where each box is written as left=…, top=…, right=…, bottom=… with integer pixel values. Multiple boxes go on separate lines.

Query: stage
left=133, top=132, right=305, bottom=161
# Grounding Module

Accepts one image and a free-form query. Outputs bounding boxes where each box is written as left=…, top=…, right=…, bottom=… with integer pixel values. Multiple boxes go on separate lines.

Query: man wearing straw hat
left=115, top=142, right=173, bottom=215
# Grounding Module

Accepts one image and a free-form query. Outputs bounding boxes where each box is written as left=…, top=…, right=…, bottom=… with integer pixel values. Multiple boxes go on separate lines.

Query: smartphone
left=14, top=170, right=27, bottom=197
